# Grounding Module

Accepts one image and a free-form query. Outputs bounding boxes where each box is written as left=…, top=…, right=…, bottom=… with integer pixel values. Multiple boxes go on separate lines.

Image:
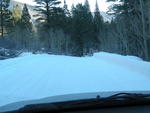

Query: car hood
left=1, top=91, right=150, bottom=112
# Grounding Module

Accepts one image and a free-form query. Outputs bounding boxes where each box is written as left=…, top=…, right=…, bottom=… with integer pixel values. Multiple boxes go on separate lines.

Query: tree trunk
left=139, top=0, right=149, bottom=60
left=46, top=1, right=50, bottom=24
left=0, top=0, right=4, bottom=38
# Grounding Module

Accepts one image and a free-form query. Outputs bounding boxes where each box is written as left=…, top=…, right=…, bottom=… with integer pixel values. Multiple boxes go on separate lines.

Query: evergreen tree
left=93, top=0, right=103, bottom=32
left=61, top=0, right=71, bottom=33
left=107, top=0, right=150, bottom=60
left=71, top=3, right=99, bottom=56
left=12, top=4, right=22, bottom=23
left=84, top=0, right=90, bottom=12
left=34, top=0, right=61, bottom=25
left=21, top=4, right=33, bottom=49
left=12, top=4, right=33, bottom=50
left=83, top=0, right=99, bottom=54
left=63, top=0, right=67, bottom=9
left=63, top=0, right=70, bottom=16
left=93, top=0, right=104, bottom=51
left=21, top=4, right=32, bottom=30
left=71, top=4, right=75, bottom=11
left=0, top=0, right=13, bottom=38
left=71, top=4, right=84, bottom=56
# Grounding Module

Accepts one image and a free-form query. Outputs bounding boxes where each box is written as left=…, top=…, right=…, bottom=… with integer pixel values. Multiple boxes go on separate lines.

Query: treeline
left=106, top=0, right=150, bottom=60
left=0, top=0, right=150, bottom=60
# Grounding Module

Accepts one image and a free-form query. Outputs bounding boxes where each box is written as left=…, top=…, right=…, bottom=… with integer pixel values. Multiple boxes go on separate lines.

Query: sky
left=13, top=0, right=113, bottom=12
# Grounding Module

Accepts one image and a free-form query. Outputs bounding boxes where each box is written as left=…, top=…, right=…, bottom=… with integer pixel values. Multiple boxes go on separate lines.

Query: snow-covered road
left=0, top=52, right=150, bottom=108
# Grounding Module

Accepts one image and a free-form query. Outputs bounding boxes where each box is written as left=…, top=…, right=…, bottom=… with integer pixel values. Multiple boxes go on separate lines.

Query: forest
left=0, top=0, right=150, bottom=60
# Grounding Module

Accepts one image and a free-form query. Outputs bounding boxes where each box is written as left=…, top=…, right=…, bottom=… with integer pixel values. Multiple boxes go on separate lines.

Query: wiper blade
left=6, top=93, right=150, bottom=113
left=106, top=93, right=150, bottom=100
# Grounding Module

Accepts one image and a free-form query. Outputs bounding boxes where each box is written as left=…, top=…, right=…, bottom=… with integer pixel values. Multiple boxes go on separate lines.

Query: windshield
left=0, top=0, right=150, bottom=112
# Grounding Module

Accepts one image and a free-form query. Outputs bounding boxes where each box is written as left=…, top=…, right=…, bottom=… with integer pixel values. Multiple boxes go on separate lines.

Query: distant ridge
left=10, top=0, right=112, bottom=23
left=10, top=0, right=37, bottom=23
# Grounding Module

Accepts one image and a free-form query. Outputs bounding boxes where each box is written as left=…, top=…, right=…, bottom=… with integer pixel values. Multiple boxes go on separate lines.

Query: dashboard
left=62, top=105, right=150, bottom=113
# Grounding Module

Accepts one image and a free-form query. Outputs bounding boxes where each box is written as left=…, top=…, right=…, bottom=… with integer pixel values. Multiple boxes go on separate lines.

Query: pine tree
left=71, top=4, right=75, bottom=11
left=21, top=4, right=32, bottom=30
left=34, top=0, right=61, bottom=25
left=63, top=0, right=70, bottom=16
left=12, top=4, right=33, bottom=50
left=12, top=4, right=22, bottom=23
left=84, top=0, right=99, bottom=55
left=93, top=0, right=104, bottom=33
left=0, top=0, right=13, bottom=38
left=21, top=4, right=33, bottom=49
left=63, top=0, right=67, bottom=9
left=71, top=4, right=86, bottom=56
left=107, top=0, right=150, bottom=60
left=84, top=0, right=90, bottom=12
left=71, top=3, right=98, bottom=56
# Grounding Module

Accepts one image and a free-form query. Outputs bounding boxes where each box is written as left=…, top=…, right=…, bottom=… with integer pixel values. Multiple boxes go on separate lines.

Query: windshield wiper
left=6, top=93, right=150, bottom=113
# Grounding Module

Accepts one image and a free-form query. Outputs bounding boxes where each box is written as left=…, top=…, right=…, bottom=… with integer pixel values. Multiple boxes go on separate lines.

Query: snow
left=0, top=52, right=150, bottom=111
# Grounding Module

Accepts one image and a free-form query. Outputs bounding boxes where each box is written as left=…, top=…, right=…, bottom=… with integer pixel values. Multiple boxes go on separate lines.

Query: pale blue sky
left=13, top=0, right=113, bottom=12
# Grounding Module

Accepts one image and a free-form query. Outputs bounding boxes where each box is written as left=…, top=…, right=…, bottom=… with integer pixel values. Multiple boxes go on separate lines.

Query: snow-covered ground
left=0, top=52, right=150, bottom=110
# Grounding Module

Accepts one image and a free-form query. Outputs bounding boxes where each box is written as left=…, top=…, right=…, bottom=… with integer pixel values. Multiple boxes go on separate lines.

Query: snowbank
left=0, top=52, right=150, bottom=109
